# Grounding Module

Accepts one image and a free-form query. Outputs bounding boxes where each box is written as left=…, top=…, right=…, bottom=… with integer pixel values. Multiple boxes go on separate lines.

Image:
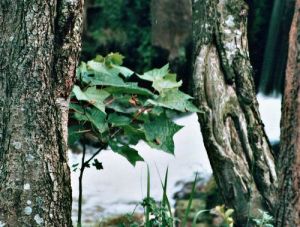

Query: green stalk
left=162, top=168, right=169, bottom=226
left=182, top=173, right=198, bottom=227
left=192, top=210, right=209, bottom=227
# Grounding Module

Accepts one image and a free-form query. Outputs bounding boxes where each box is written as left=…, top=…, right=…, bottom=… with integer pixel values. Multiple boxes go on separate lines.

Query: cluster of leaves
left=212, top=205, right=234, bottom=227
left=141, top=196, right=173, bottom=227
left=191, top=205, right=234, bottom=227
left=69, top=53, right=198, bottom=166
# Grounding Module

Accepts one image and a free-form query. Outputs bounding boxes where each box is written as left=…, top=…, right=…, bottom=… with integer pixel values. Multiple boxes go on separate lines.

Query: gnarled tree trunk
left=276, top=0, right=300, bottom=225
left=192, top=0, right=277, bottom=225
left=0, top=0, right=83, bottom=226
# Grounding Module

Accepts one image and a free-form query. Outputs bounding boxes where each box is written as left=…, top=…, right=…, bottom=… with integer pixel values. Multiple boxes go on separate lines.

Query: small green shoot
left=253, top=209, right=274, bottom=227
left=182, top=173, right=198, bottom=227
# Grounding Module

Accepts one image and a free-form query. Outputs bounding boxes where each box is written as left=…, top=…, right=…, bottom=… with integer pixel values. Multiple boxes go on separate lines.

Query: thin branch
left=77, top=143, right=86, bottom=227
left=84, top=144, right=106, bottom=166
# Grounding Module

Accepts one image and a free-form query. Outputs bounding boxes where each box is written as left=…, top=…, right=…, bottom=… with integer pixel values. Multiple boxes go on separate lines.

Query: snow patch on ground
left=257, top=93, right=281, bottom=142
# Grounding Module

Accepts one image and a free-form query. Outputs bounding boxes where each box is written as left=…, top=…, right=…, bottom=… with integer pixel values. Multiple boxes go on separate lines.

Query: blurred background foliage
left=81, top=0, right=292, bottom=95
left=82, top=0, right=163, bottom=73
left=82, top=0, right=193, bottom=94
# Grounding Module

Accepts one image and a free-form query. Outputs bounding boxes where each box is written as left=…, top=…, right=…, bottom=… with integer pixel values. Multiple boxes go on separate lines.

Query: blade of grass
left=162, top=167, right=168, bottom=207
left=182, top=172, right=198, bottom=227
left=163, top=174, right=174, bottom=224
left=161, top=168, right=169, bottom=226
left=192, top=210, right=209, bottom=227
left=155, top=164, right=173, bottom=219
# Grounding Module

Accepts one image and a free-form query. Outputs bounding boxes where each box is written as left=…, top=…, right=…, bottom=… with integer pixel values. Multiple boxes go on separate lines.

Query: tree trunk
left=0, top=0, right=83, bottom=226
left=276, top=0, right=300, bottom=225
left=192, top=0, right=277, bottom=225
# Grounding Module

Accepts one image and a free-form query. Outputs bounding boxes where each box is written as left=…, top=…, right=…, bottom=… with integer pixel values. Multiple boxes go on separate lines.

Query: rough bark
left=192, top=0, right=277, bottom=225
left=276, top=0, right=300, bottom=225
left=0, top=0, right=83, bottom=226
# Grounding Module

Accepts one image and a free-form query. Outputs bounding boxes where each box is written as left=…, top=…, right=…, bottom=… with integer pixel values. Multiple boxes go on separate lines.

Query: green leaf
left=80, top=65, right=151, bottom=96
left=265, top=224, right=274, bottom=227
left=76, top=62, right=88, bottom=80
left=81, top=68, right=125, bottom=87
left=143, top=115, right=183, bottom=153
left=119, top=125, right=145, bottom=145
left=138, top=64, right=169, bottom=82
left=109, top=140, right=144, bottom=166
left=108, top=113, right=131, bottom=126
left=106, top=94, right=140, bottom=114
left=152, top=73, right=182, bottom=93
left=137, top=65, right=183, bottom=94
left=74, top=108, right=108, bottom=134
left=85, top=108, right=108, bottom=133
left=68, top=125, right=86, bottom=146
left=105, top=94, right=152, bottom=115
left=72, top=85, right=88, bottom=101
left=112, top=65, right=134, bottom=78
left=147, top=89, right=199, bottom=112
left=107, top=52, right=124, bottom=65
left=104, top=83, right=154, bottom=96
left=72, top=85, right=110, bottom=113
left=84, top=87, right=110, bottom=113
left=94, top=55, right=104, bottom=62
left=87, top=60, right=112, bottom=75
left=78, top=60, right=126, bottom=86
left=69, top=102, right=85, bottom=114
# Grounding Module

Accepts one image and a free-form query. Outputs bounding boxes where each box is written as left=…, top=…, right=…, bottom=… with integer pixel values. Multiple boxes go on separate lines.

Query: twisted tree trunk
left=276, top=0, right=300, bottom=225
left=0, top=0, right=83, bottom=226
left=192, top=0, right=277, bottom=225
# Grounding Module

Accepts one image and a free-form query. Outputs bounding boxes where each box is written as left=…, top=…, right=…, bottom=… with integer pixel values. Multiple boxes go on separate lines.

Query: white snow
left=24, top=183, right=30, bottom=190
left=257, top=93, right=281, bottom=142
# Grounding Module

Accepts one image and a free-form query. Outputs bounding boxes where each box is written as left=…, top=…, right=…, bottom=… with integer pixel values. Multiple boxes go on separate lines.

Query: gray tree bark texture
left=0, top=0, right=83, bottom=226
left=276, top=0, right=300, bottom=225
left=192, top=0, right=277, bottom=225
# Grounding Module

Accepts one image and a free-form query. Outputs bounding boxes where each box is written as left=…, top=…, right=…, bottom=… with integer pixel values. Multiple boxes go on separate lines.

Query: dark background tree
left=276, top=0, right=300, bottom=225
left=0, top=0, right=83, bottom=225
left=257, top=0, right=295, bottom=95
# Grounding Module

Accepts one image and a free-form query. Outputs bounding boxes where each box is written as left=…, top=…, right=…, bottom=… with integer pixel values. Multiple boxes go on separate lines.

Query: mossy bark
left=0, top=0, right=83, bottom=226
left=276, top=0, right=300, bottom=225
left=192, top=0, right=277, bottom=225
